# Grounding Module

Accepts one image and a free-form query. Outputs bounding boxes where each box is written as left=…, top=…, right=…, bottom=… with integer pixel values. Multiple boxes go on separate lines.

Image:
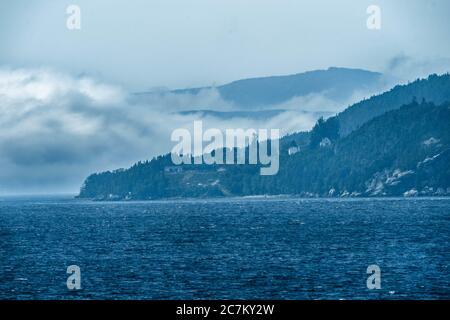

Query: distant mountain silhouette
left=135, top=67, right=386, bottom=109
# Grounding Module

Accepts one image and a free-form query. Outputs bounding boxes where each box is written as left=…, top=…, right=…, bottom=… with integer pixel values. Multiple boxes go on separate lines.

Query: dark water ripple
left=0, top=197, right=449, bottom=299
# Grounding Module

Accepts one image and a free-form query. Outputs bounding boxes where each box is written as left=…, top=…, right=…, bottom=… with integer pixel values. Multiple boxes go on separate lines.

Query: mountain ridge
left=134, top=67, right=386, bottom=109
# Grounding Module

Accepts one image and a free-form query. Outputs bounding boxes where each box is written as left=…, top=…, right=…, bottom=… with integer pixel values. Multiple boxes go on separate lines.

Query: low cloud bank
left=0, top=67, right=338, bottom=194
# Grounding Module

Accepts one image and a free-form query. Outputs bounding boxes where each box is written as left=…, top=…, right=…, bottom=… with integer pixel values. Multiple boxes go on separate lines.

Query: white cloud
left=0, top=67, right=328, bottom=194
left=385, top=54, right=450, bottom=82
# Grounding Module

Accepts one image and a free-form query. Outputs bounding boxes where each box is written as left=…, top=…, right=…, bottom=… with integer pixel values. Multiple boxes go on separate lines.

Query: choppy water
left=0, top=196, right=449, bottom=300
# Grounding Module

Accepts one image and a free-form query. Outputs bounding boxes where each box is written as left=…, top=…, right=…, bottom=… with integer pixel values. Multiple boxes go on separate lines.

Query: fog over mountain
left=1, top=0, right=450, bottom=195
left=136, top=67, right=387, bottom=109
left=0, top=67, right=389, bottom=194
left=79, top=73, right=450, bottom=200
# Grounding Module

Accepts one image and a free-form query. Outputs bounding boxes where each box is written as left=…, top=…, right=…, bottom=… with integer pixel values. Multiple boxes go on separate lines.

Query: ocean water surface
left=0, top=196, right=449, bottom=299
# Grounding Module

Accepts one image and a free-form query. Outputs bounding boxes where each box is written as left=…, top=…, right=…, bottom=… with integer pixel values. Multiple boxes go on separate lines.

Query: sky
left=1, top=0, right=450, bottom=195
left=1, top=0, right=450, bottom=90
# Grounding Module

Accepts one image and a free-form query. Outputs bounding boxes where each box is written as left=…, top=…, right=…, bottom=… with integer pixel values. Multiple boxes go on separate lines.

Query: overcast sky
left=1, top=0, right=450, bottom=90
left=1, top=0, right=450, bottom=195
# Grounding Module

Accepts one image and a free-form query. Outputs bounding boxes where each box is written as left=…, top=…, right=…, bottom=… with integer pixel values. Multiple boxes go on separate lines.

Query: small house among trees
left=164, top=166, right=183, bottom=174
left=288, top=140, right=300, bottom=155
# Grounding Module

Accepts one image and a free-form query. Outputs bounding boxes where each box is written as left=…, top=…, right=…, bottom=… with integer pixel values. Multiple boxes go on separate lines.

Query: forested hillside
left=336, top=73, right=450, bottom=136
left=79, top=74, right=450, bottom=200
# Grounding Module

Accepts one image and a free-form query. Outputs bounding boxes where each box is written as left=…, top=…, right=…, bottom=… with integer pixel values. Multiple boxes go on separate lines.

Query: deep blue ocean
left=0, top=196, right=448, bottom=300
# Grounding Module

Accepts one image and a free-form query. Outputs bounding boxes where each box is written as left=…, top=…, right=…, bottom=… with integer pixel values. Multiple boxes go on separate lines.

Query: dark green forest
left=79, top=74, right=450, bottom=200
